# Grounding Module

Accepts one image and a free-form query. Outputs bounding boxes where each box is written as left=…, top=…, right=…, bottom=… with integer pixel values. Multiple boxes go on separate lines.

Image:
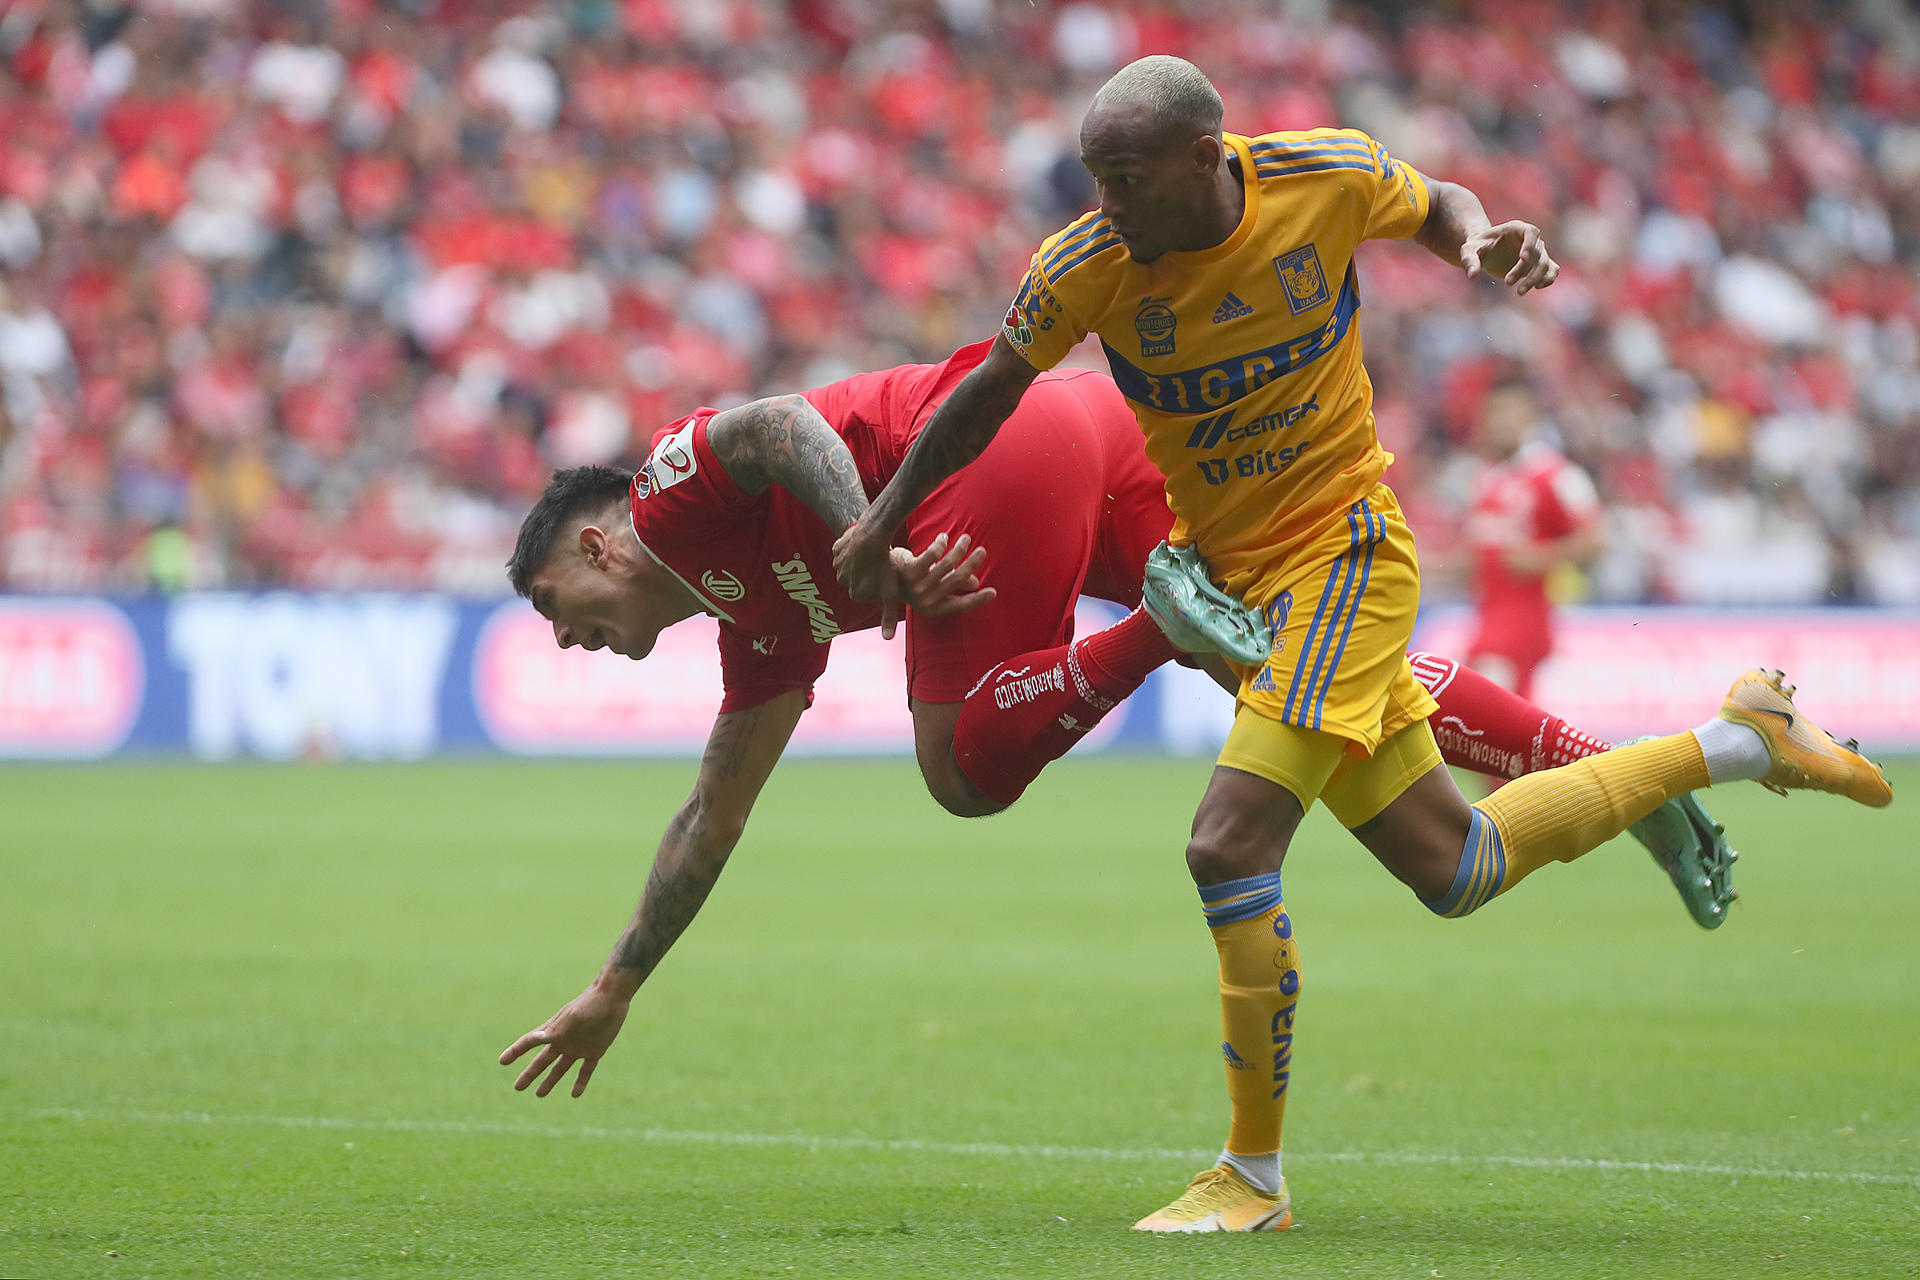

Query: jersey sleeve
left=628, top=412, right=766, bottom=566
left=1539, top=459, right=1600, bottom=536
left=1350, top=130, right=1431, bottom=242
left=998, top=222, right=1101, bottom=372
left=716, top=623, right=829, bottom=713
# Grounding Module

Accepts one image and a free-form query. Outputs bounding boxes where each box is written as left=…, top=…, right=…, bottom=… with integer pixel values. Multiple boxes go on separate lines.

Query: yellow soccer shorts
left=1214, top=483, right=1441, bottom=821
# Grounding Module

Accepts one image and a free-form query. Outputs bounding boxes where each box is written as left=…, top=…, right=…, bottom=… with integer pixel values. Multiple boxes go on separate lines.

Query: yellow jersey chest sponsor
left=1098, top=260, right=1358, bottom=417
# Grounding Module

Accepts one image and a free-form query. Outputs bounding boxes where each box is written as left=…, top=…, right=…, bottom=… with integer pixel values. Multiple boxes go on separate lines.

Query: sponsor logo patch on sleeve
left=647, top=423, right=700, bottom=491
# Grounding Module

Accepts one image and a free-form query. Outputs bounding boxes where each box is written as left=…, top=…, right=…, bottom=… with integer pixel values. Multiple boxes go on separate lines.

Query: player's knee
left=1184, top=822, right=1276, bottom=886
left=922, top=756, right=1007, bottom=819
left=1410, top=861, right=1463, bottom=908
left=1370, top=829, right=1462, bottom=905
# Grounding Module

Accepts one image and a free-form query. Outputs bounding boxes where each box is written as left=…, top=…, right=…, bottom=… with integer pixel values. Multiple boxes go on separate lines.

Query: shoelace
left=1172, top=1167, right=1248, bottom=1212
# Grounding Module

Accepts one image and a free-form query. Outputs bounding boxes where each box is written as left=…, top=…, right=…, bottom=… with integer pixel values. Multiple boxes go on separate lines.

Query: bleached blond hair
left=1089, top=55, right=1224, bottom=137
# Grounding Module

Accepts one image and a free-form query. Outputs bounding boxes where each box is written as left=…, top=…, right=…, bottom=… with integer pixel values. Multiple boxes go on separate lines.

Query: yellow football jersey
left=1001, top=128, right=1430, bottom=601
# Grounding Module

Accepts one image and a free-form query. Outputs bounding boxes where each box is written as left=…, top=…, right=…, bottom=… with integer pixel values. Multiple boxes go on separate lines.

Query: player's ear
left=1191, top=132, right=1224, bottom=173
left=579, top=524, right=609, bottom=566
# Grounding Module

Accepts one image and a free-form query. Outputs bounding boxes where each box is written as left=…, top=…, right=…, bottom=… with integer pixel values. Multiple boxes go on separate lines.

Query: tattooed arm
left=832, top=336, right=1041, bottom=612
left=705, top=393, right=868, bottom=534
left=499, top=690, right=807, bottom=1098
left=708, top=389, right=999, bottom=636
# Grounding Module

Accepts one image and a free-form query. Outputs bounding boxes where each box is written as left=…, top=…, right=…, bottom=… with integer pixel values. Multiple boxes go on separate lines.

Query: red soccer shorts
left=902, top=369, right=1173, bottom=704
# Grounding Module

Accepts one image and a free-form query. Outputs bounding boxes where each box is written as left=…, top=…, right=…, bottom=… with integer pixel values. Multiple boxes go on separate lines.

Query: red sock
left=954, top=609, right=1181, bottom=804
left=1407, top=650, right=1614, bottom=781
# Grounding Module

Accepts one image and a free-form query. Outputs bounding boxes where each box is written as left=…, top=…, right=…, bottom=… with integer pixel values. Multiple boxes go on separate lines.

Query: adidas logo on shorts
left=1212, top=292, right=1253, bottom=323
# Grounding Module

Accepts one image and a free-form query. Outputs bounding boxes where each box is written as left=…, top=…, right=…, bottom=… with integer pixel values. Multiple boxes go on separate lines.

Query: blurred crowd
left=2, top=0, right=1918, bottom=602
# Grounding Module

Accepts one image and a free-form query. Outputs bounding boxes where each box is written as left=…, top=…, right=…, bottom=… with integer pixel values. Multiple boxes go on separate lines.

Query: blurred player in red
left=1465, top=377, right=1603, bottom=700
left=494, top=342, right=1734, bottom=1101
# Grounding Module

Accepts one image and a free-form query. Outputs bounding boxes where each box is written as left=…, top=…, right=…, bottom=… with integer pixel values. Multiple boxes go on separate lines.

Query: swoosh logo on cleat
left=1751, top=706, right=1794, bottom=729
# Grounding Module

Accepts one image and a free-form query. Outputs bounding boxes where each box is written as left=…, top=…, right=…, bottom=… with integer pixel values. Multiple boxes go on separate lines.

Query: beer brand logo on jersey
left=1134, top=297, right=1177, bottom=357
left=647, top=423, right=699, bottom=491
left=1272, top=245, right=1330, bottom=316
left=701, top=570, right=745, bottom=602
left=1212, top=292, right=1253, bottom=323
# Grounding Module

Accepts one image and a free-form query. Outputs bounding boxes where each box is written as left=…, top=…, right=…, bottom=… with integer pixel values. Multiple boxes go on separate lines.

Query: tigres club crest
left=1272, top=245, right=1331, bottom=316
left=1134, top=297, right=1177, bottom=357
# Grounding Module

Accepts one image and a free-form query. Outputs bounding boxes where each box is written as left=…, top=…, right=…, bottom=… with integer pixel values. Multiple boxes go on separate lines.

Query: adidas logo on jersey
left=1212, top=292, right=1253, bottom=323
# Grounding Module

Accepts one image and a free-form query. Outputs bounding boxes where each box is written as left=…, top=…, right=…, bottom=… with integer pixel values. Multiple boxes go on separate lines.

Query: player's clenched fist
left=832, top=519, right=905, bottom=637
left=1462, top=220, right=1559, bottom=295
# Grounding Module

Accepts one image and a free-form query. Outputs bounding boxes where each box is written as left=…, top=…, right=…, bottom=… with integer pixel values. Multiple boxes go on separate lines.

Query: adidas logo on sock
left=1212, top=292, right=1253, bottom=323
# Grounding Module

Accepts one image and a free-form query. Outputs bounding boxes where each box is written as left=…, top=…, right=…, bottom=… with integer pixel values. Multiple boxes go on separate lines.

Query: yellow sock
left=1198, top=871, right=1298, bottom=1159
left=1428, top=732, right=1712, bottom=917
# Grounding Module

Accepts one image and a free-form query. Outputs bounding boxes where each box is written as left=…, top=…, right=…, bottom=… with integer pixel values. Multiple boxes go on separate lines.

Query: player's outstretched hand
left=1462, top=220, right=1559, bottom=295
left=890, top=532, right=996, bottom=619
left=499, top=983, right=631, bottom=1099
left=833, top=518, right=905, bottom=638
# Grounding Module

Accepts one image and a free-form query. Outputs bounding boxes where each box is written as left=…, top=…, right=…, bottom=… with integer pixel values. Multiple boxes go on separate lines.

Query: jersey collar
left=629, top=511, right=736, bottom=623
left=1161, top=132, right=1259, bottom=267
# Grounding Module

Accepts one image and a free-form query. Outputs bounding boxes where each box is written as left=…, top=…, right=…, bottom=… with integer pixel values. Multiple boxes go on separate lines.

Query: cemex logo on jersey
left=647, top=423, right=699, bottom=492
left=1184, top=394, right=1320, bottom=450
left=701, top=570, right=745, bottom=602
left=770, top=557, right=840, bottom=643
left=1212, top=292, right=1253, bottom=323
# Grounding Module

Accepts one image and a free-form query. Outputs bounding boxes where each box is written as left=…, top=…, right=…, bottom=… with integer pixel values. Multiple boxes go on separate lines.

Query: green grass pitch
left=3, top=757, right=1916, bottom=1279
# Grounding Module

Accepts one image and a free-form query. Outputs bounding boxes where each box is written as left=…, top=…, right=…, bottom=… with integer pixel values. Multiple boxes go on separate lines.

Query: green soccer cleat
left=1623, top=738, right=1738, bottom=929
left=1141, top=542, right=1272, bottom=667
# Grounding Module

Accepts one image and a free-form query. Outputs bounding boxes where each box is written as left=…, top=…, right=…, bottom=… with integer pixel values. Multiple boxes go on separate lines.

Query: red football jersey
left=626, top=342, right=1173, bottom=713
left=1466, top=441, right=1599, bottom=665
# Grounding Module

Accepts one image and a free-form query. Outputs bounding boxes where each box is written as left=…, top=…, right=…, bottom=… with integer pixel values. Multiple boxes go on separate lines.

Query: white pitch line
left=23, top=1107, right=1920, bottom=1189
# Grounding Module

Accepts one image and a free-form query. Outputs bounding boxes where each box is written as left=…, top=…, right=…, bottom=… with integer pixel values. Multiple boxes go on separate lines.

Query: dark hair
left=507, top=465, right=633, bottom=597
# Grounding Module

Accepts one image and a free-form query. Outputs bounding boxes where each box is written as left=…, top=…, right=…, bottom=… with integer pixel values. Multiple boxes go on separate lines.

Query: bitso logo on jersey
left=1272, top=245, right=1330, bottom=315
left=1134, top=297, right=1177, bottom=356
left=701, top=570, right=745, bottom=602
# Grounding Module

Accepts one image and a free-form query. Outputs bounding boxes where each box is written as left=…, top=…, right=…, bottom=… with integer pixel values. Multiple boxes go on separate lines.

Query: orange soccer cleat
left=1717, top=669, right=1892, bottom=808
left=1131, top=1164, right=1292, bottom=1234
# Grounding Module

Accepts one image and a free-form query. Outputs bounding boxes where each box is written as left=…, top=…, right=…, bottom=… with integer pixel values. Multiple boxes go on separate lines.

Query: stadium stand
left=2, top=0, right=1917, bottom=602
